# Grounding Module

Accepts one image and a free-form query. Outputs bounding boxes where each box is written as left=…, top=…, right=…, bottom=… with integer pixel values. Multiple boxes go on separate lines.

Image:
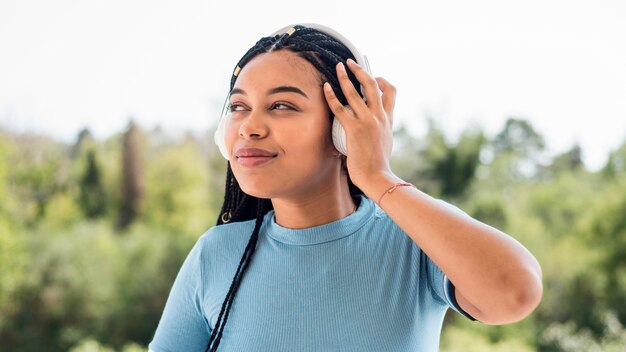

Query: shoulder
left=366, top=197, right=469, bottom=244
left=360, top=199, right=414, bottom=244
left=198, top=218, right=259, bottom=251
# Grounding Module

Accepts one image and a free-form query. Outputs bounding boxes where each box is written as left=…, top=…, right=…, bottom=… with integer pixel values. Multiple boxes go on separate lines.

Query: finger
left=375, top=77, right=396, bottom=118
left=346, top=58, right=383, bottom=113
left=335, top=62, right=370, bottom=117
left=323, top=82, right=355, bottom=124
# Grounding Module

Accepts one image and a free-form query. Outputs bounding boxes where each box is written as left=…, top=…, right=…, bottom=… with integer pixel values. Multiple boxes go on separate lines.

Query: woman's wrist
left=358, top=172, right=405, bottom=204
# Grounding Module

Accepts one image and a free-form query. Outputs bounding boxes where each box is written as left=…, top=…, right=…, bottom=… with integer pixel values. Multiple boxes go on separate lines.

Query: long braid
left=208, top=25, right=365, bottom=351
left=206, top=215, right=255, bottom=350
left=210, top=200, right=267, bottom=351
left=206, top=197, right=268, bottom=352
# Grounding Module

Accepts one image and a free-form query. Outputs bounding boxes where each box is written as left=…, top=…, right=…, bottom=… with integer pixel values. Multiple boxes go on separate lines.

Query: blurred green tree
left=602, top=140, right=626, bottom=179
left=490, top=117, right=546, bottom=180
left=142, top=131, right=215, bottom=236
left=79, top=150, right=107, bottom=218
left=117, top=120, right=144, bottom=230
left=392, top=120, right=485, bottom=198
left=8, top=133, right=70, bottom=225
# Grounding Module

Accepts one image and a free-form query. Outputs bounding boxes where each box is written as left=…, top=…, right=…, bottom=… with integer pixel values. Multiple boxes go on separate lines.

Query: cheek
left=287, top=120, right=331, bottom=150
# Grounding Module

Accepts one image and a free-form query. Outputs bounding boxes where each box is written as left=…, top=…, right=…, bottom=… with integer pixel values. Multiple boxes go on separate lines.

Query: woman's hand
left=322, top=59, right=397, bottom=190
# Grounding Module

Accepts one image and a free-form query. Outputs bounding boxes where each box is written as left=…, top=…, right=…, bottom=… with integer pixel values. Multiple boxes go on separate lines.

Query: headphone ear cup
left=331, top=104, right=355, bottom=156
left=214, top=112, right=230, bottom=160
left=331, top=117, right=347, bottom=156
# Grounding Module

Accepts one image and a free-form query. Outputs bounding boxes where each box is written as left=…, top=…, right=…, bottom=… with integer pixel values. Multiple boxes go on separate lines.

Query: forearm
left=360, top=172, right=543, bottom=324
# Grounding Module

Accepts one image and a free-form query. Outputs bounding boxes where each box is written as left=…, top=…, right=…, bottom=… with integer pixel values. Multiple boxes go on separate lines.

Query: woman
left=149, top=24, right=543, bottom=352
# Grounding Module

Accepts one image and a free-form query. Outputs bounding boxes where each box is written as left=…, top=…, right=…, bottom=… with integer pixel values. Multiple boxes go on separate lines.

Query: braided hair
left=206, top=25, right=364, bottom=352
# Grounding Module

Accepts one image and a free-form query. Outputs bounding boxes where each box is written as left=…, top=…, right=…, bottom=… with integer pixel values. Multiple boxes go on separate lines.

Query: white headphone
left=213, top=23, right=371, bottom=160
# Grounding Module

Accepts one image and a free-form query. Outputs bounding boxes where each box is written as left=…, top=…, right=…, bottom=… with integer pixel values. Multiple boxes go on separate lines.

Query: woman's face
left=225, top=49, right=341, bottom=200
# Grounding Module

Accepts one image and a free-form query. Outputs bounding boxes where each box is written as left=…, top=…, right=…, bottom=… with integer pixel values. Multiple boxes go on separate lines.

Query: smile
left=236, top=156, right=276, bottom=167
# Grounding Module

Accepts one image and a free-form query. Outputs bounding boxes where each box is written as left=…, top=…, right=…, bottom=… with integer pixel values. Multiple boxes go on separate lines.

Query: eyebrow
left=230, top=85, right=309, bottom=99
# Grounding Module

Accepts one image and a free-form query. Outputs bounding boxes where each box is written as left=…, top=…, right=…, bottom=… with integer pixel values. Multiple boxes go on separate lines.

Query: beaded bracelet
left=376, top=182, right=415, bottom=206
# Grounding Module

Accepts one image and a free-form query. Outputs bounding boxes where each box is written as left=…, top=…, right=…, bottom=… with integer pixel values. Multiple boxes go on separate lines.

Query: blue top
left=149, top=195, right=471, bottom=352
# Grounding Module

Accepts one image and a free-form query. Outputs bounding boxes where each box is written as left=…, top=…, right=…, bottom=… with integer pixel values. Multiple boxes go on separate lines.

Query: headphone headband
left=269, top=24, right=371, bottom=74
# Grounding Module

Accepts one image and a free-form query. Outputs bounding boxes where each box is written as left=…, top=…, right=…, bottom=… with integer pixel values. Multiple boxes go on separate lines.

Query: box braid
left=206, top=25, right=364, bottom=352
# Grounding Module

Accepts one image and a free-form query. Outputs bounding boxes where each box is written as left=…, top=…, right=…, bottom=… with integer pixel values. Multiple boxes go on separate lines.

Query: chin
left=238, top=183, right=274, bottom=200
left=232, top=171, right=287, bottom=200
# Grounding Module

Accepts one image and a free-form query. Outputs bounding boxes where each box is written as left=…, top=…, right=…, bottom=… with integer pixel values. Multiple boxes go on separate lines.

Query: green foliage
left=118, top=120, right=144, bottom=229
left=485, top=117, right=547, bottom=180
left=586, top=176, right=626, bottom=326
left=142, top=133, right=216, bottom=236
left=543, top=144, right=584, bottom=177
left=0, top=131, right=9, bottom=203
left=493, top=117, right=545, bottom=158
left=79, top=150, right=107, bottom=218
left=6, top=132, right=71, bottom=225
left=1, top=119, right=626, bottom=350
left=441, top=324, right=535, bottom=352
left=602, top=140, right=626, bottom=178
left=0, top=221, right=195, bottom=351
left=392, top=120, right=485, bottom=197
left=69, top=338, right=145, bottom=352
left=541, top=312, right=626, bottom=352
left=436, top=128, right=485, bottom=197
left=37, top=192, right=82, bottom=230
left=464, top=195, right=509, bottom=230
left=0, top=219, right=28, bottom=332
left=0, top=124, right=224, bottom=351
left=390, top=124, right=435, bottom=193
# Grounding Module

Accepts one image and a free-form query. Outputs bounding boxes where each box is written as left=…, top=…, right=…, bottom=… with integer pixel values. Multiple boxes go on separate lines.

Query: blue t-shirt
left=149, top=195, right=471, bottom=352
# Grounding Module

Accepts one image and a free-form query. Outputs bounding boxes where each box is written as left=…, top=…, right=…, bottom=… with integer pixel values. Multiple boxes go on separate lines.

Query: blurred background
left=1, top=1, right=625, bottom=351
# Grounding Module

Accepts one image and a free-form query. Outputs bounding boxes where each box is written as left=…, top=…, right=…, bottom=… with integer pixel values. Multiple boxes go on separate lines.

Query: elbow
left=509, top=274, right=543, bottom=321
left=480, top=270, right=543, bottom=325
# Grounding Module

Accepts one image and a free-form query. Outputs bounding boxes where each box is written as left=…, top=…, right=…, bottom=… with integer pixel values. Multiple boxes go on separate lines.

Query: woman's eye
left=272, top=103, right=295, bottom=110
left=228, top=102, right=295, bottom=113
left=229, top=103, right=246, bottom=112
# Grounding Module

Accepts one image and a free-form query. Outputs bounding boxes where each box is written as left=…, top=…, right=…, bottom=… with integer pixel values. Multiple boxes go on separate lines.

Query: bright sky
left=1, top=0, right=624, bottom=170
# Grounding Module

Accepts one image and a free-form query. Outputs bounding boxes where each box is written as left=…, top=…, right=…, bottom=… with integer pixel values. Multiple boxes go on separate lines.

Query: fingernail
left=347, top=58, right=357, bottom=66
left=338, top=62, right=346, bottom=72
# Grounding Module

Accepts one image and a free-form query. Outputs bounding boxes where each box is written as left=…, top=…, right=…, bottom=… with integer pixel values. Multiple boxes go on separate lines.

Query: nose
left=237, top=110, right=269, bottom=140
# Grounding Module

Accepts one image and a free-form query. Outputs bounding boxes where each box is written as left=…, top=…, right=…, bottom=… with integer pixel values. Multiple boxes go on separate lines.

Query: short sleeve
left=149, top=234, right=211, bottom=352
left=424, top=252, right=477, bottom=321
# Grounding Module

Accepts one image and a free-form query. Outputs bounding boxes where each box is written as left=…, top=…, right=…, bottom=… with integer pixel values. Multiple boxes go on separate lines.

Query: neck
left=270, top=176, right=357, bottom=229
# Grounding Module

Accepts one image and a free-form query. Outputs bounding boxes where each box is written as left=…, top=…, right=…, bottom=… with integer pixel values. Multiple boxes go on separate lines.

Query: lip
left=235, top=147, right=278, bottom=167
left=235, top=147, right=278, bottom=157
left=236, top=156, right=276, bottom=167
